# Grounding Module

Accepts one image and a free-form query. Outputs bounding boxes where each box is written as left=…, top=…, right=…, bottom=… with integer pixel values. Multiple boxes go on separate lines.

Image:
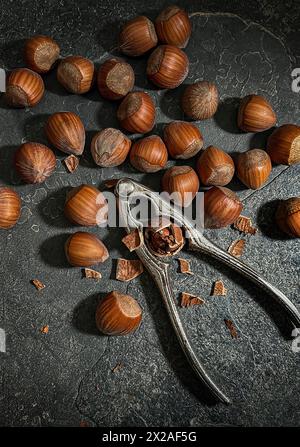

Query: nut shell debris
left=116, top=258, right=144, bottom=282
left=83, top=268, right=102, bottom=280
left=40, top=325, right=49, bottom=334
left=224, top=319, right=238, bottom=338
left=211, top=280, right=227, bottom=296
left=63, top=154, right=79, bottom=173
left=233, top=216, right=257, bottom=235
left=122, top=229, right=143, bottom=252
left=228, top=239, right=245, bottom=258
left=178, top=258, right=193, bottom=275
left=31, top=279, right=45, bottom=290
left=180, top=292, right=205, bottom=308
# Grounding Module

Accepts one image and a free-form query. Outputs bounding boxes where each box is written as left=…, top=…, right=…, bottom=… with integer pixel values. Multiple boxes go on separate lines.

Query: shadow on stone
left=39, top=233, right=71, bottom=268
left=249, top=127, right=275, bottom=149
left=23, top=113, right=51, bottom=145
left=256, top=199, right=292, bottom=241
left=37, top=186, right=71, bottom=228
left=72, top=292, right=106, bottom=336
left=0, top=145, right=20, bottom=185
left=214, top=97, right=240, bottom=134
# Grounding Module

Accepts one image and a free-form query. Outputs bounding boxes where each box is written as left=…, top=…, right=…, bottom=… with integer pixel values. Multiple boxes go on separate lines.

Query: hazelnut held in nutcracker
left=147, top=45, right=189, bottom=89
left=65, top=231, right=109, bottom=267
left=238, top=94, right=276, bottom=132
left=91, top=128, right=131, bottom=167
left=96, top=291, right=142, bottom=335
left=204, top=186, right=243, bottom=229
left=24, top=35, right=60, bottom=73
left=5, top=68, right=44, bottom=107
left=45, top=111, right=85, bottom=156
left=130, top=135, right=168, bottom=173
left=144, top=217, right=185, bottom=257
left=97, top=58, right=135, bottom=101
left=276, top=197, right=300, bottom=238
left=14, top=142, right=56, bottom=184
left=64, top=184, right=107, bottom=226
left=117, top=91, right=156, bottom=134
left=236, top=149, right=272, bottom=189
left=155, top=5, right=191, bottom=48
left=267, top=124, right=300, bottom=165
left=197, top=146, right=234, bottom=187
left=0, top=187, right=21, bottom=229
left=119, top=16, right=158, bottom=57
left=163, top=121, right=203, bottom=159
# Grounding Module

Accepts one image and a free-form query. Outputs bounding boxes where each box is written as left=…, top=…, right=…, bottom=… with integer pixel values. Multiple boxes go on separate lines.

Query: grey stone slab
left=0, top=0, right=299, bottom=427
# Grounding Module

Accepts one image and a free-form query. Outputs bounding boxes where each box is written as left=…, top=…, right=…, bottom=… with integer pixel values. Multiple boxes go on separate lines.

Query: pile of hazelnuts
left=0, top=6, right=299, bottom=335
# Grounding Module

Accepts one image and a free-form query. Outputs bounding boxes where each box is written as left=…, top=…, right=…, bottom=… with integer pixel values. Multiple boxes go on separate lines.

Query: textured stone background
left=0, top=0, right=299, bottom=427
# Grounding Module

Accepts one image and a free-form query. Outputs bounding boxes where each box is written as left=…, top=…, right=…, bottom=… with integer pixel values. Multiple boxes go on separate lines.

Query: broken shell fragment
left=122, top=229, right=143, bottom=252
left=63, top=154, right=79, bottom=173
left=116, top=258, right=144, bottom=282
left=178, top=258, right=193, bottom=275
left=228, top=239, right=245, bottom=258
left=180, top=292, right=205, bottom=308
left=233, top=216, right=257, bottom=235
left=211, top=280, right=227, bottom=296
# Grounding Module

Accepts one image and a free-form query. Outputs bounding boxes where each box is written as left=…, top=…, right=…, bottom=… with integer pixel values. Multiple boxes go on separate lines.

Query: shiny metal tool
left=115, top=178, right=300, bottom=404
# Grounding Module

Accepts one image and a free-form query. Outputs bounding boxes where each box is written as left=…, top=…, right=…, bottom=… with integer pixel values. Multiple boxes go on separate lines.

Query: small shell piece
left=224, top=319, right=238, bottom=338
left=178, top=258, right=193, bottom=275
left=83, top=268, right=102, bottom=280
left=122, top=229, right=143, bottom=252
left=63, top=154, right=79, bottom=173
left=227, top=239, right=245, bottom=258
left=180, top=292, right=205, bottom=308
left=31, top=279, right=46, bottom=290
left=211, top=280, right=227, bottom=296
left=233, top=216, right=257, bottom=235
left=116, top=258, right=144, bottom=282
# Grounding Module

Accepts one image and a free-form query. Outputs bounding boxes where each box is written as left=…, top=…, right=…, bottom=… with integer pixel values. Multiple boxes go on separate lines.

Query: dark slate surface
left=0, top=0, right=299, bottom=427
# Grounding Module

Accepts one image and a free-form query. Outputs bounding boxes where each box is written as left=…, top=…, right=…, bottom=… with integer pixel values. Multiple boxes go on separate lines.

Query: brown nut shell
left=204, top=186, right=243, bottom=229
left=14, top=142, right=56, bottom=184
left=147, top=44, right=189, bottom=89
left=130, top=135, right=168, bottom=173
left=117, top=91, right=156, bottom=134
left=91, top=128, right=131, bottom=167
left=64, top=184, right=107, bottom=226
left=65, top=231, right=109, bottom=266
left=57, top=56, right=95, bottom=94
left=24, top=35, right=60, bottom=73
left=238, top=95, right=276, bottom=132
left=181, top=81, right=218, bottom=120
left=155, top=6, right=191, bottom=48
left=97, top=58, right=135, bottom=100
left=275, top=197, right=300, bottom=238
left=161, top=165, right=199, bottom=206
left=45, top=111, right=85, bottom=155
left=163, top=121, right=203, bottom=159
left=196, top=146, right=234, bottom=186
left=267, top=124, right=300, bottom=165
left=236, top=149, right=272, bottom=189
left=5, top=68, right=44, bottom=107
left=95, top=290, right=142, bottom=335
left=119, top=16, right=158, bottom=57
left=0, top=187, right=21, bottom=229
